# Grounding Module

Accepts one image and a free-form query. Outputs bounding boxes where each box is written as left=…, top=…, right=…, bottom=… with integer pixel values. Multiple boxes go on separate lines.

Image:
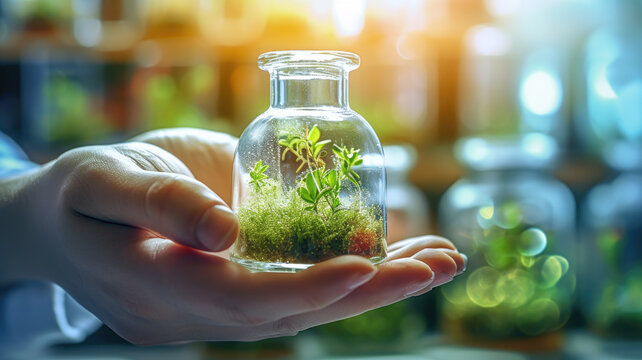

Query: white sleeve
left=0, top=281, right=102, bottom=357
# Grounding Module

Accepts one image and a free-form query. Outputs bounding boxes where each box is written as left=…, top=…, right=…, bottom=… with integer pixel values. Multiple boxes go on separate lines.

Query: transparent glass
left=579, top=3, right=642, bottom=171
left=581, top=171, right=642, bottom=338
left=230, top=51, right=387, bottom=272
left=458, top=24, right=570, bottom=168
left=439, top=170, right=575, bottom=349
left=384, top=145, right=430, bottom=244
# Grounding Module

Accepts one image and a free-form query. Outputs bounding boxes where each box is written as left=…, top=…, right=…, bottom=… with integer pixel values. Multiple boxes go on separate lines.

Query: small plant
left=279, top=125, right=364, bottom=217
left=279, top=124, right=330, bottom=173
left=248, top=160, right=269, bottom=191
left=233, top=124, right=385, bottom=264
left=333, top=144, right=363, bottom=187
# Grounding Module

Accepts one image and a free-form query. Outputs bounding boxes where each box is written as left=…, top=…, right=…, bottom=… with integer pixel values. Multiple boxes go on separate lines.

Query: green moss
left=233, top=179, right=386, bottom=264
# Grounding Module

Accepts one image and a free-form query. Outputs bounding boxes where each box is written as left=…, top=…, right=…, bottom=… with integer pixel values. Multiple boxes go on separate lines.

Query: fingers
left=387, top=236, right=467, bottom=275
left=63, top=146, right=239, bottom=252
left=387, top=235, right=457, bottom=252
left=235, top=256, right=378, bottom=324
left=165, top=253, right=378, bottom=326
left=239, top=258, right=435, bottom=336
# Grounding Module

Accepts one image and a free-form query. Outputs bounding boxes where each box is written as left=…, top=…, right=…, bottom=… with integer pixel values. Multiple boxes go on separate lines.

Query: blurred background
left=1, top=0, right=641, bottom=359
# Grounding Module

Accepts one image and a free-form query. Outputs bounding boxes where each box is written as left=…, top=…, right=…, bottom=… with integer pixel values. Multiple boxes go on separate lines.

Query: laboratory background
left=0, top=0, right=641, bottom=359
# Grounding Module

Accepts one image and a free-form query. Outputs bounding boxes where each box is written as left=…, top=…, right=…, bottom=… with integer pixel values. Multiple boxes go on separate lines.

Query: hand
left=0, top=128, right=466, bottom=344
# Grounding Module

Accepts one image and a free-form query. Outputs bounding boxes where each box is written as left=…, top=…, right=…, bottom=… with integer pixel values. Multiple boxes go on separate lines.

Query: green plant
left=279, top=125, right=363, bottom=217
left=333, top=144, right=363, bottom=187
left=278, top=124, right=330, bottom=173
left=249, top=160, right=269, bottom=191
left=233, top=124, right=384, bottom=264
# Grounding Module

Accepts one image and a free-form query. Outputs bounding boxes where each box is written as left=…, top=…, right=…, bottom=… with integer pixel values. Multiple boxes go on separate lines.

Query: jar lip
left=258, top=50, right=360, bottom=72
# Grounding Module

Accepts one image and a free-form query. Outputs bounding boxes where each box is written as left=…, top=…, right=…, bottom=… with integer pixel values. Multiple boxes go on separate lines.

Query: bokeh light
left=519, top=70, right=563, bottom=116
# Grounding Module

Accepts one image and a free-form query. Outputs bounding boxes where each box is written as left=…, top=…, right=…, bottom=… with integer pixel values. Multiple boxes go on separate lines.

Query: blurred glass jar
left=438, top=140, right=575, bottom=349
left=579, top=2, right=642, bottom=337
left=459, top=23, right=570, bottom=154
left=581, top=171, right=642, bottom=338
left=577, top=2, right=642, bottom=170
left=384, top=144, right=430, bottom=244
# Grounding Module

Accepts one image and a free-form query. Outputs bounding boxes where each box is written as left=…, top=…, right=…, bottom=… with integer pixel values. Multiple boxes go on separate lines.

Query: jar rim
left=258, top=50, right=360, bottom=72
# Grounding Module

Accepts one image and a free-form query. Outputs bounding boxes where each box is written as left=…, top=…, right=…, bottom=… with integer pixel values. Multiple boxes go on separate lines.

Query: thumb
left=68, top=168, right=239, bottom=252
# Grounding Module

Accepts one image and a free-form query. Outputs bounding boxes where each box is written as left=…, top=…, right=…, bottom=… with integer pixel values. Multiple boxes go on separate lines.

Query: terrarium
left=230, top=51, right=387, bottom=272
left=439, top=164, right=575, bottom=349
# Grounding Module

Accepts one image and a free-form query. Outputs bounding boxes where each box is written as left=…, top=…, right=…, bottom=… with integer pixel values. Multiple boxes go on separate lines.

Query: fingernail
left=197, top=205, right=238, bottom=251
left=404, top=271, right=436, bottom=296
left=458, top=253, right=468, bottom=274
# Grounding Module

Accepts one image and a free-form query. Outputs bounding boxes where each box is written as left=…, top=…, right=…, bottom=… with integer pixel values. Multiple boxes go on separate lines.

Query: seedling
left=249, top=160, right=269, bottom=191
left=234, top=124, right=385, bottom=264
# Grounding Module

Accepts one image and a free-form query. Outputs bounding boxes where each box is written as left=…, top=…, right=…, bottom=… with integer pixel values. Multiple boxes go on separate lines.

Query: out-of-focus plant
left=140, top=64, right=233, bottom=133
left=316, top=301, right=425, bottom=354
left=44, top=73, right=112, bottom=144
left=440, top=201, right=573, bottom=341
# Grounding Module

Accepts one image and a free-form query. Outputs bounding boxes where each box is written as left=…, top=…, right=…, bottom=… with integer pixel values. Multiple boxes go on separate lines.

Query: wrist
left=0, top=166, right=54, bottom=285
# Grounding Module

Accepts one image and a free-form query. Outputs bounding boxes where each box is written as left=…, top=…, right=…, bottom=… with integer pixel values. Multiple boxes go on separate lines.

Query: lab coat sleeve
left=0, top=132, right=102, bottom=356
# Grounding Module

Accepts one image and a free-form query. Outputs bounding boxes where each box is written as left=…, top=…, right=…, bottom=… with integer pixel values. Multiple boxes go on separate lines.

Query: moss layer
left=233, top=179, right=386, bottom=264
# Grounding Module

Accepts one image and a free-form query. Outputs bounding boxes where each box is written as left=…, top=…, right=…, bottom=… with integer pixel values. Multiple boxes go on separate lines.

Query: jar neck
left=269, top=67, right=349, bottom=109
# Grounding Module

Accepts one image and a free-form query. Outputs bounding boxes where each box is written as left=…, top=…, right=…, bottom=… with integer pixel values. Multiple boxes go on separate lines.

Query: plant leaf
left=347, top=174, right=360, bottom=187
left=306, top=173, right=318, bottom=196
left=325, top=170, right=337, bottom=187
left=318, top=187, right=332, bottom=199
left=308, top=125, right=320, bottom=144
left=298, top=188, right=314, bottom=203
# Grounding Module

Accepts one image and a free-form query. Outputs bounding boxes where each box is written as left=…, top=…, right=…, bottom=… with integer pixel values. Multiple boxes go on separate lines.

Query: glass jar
left=459, top=23, right=570, bottom=158
left=438, top=161, right=575, bottom=349
left=230, top=51, right=387, bottom=272
left=581, top=171, right=642, bottom=338
left=384, top=144, right=430, bottom=244
left=578, top=1, right=642, bottom=337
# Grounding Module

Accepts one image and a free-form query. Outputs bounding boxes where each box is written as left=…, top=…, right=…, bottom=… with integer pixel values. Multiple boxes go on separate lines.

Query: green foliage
left=236, top=124, right=381, bottom=263
left=279, top=125, right=363, bottom=216
left=333, top=144, right=363, bottom=188
left=297, top=167, right=341, bottom=214
left=278, top=124, right=330, bottom=173
left=235, top=179, right=385, bottom=263
left=248, top=160, right=269, bottom=191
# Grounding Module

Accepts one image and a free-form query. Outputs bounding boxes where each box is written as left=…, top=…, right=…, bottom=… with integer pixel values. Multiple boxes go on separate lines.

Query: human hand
left=0, top=128, right=466, bottom=344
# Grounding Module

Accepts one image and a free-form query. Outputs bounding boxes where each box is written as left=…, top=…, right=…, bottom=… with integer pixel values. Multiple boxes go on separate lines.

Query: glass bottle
left=438, top=150, right=576, bottom=349
left=384, top=144, right=430, bottom=244
left=230, top=51, right=387, bottom=272
left=579, top=1, right=642, bottom=337
left=582, top=171, right=642, bottom=338
left=438, top=19, right=577, bottom=349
